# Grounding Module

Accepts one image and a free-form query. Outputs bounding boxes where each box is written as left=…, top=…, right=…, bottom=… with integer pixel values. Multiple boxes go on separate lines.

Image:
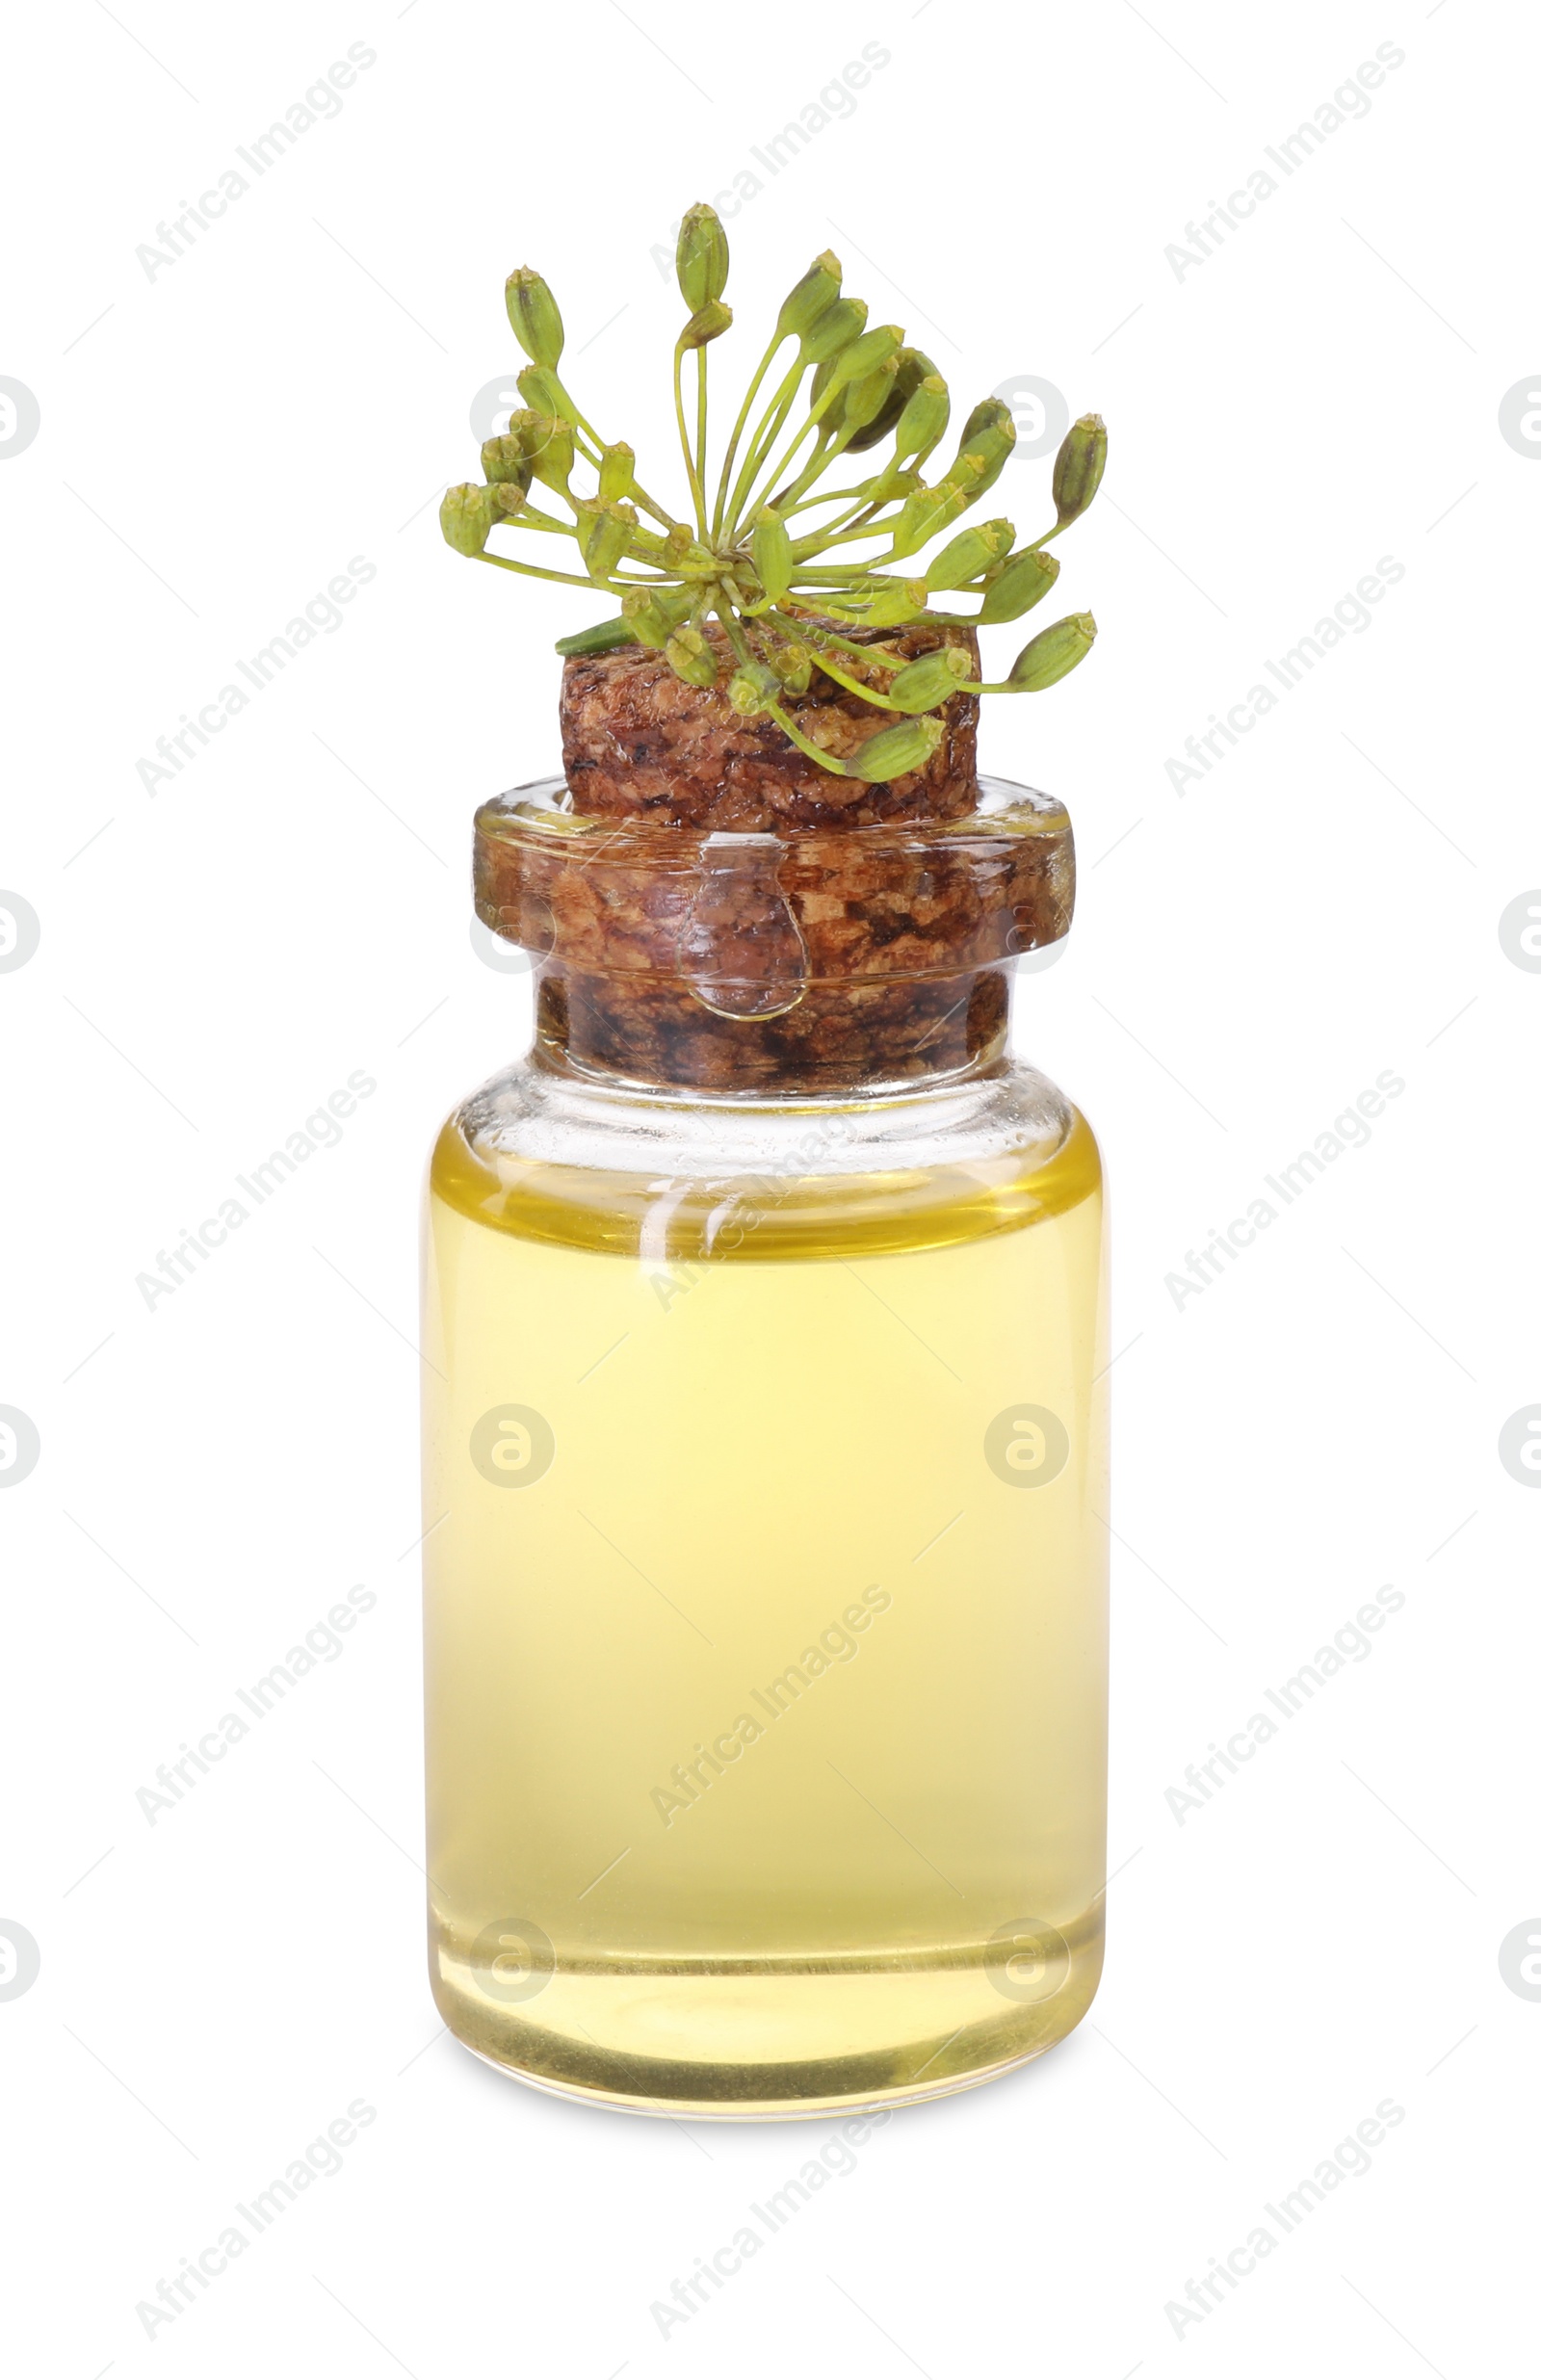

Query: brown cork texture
left=560, top=620, right=980, bottom=829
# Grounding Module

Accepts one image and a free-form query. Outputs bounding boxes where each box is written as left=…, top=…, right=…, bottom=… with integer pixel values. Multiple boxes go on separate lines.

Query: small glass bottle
left=422, top=731, right=1109, bottom=2117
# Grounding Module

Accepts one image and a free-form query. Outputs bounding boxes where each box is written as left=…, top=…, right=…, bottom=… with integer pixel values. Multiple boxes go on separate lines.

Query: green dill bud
left=1052, top=413, right=1108, bottom=527
left=841, top=357, right=901, bottom=434
left=620, top=587, right=686, bottom=648
left=844, top=346, right=937, bottom=455
left=503, top=406, right=547, bottom=456
left=502, top=408, right=574, bottom=491
left=961, top=396, right=1015, bottom=443
left=892, top=374, right=951, bottom=465
left=676, top=202, right=729, bottom=311
left=574, top=497, right=637, bottom=582
left=505, top=267, right=564, bottom=369
left=523, top=414, right=574, bottom=494
left=766, top=637, right=813, bottom=693
left=925, top=516, right=1014, bottom=590
left=515, top=366, right=569, bottom=421
left=941, top=401, right=1016, bottom=500
left=727, top=660, right=779, bottom=716
left=776, top=249, right=842, bottom=342
left=439, top=482, right=495, bottom=557
left=586, top=509, right=635, bottom=582
left=679, top=300, right=733, bottom=351
left=976, top=545, right=1059, bottom=625
left=945, top=452, right=986, bottom=494
left=798, top=297, right=868, bottom=366
left=480, top=434, right=532, bottom=487
left=884, top=646, right=973, bottom=713
left=1008, top=610, right=1097, bottom=690
left=829, top=324, right=901, bottom=393
left=888, top=482, right=969, bottom=560
left=666, top=625, right=720, bottom=690
left=849, top=714, right=946, bottom=782
left=597, top=442, right=636, bottom=502
left=752, top=508, right=794, bottom=602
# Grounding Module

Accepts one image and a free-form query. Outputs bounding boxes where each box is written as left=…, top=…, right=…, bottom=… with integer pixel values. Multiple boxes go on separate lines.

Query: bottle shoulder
left=430, top=1056, right=1100, bottom=1261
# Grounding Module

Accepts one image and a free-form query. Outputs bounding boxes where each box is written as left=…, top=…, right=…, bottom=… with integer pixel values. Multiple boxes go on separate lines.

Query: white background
left=2, top=2, right=1536, bottom=2372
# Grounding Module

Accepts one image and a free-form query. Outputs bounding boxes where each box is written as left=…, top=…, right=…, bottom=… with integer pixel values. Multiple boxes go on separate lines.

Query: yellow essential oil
left=422, top=1088, right=1107, bottom=2116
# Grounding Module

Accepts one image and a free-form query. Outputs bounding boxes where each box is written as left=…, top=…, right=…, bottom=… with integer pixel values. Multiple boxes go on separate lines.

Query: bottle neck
left=530, top=957, right=1016, bottom=1100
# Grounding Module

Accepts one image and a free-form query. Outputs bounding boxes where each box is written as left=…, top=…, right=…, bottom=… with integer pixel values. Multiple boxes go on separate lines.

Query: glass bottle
left=422, top=770, right=1108, bottom=2117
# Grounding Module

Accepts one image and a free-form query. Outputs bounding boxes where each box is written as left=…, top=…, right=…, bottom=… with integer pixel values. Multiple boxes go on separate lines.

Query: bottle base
left=429, top=1902, right=1104, bottom=2121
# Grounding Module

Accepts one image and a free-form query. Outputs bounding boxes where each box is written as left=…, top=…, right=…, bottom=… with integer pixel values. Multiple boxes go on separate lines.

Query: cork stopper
left=473, top=620, right=1075, bottom=1096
